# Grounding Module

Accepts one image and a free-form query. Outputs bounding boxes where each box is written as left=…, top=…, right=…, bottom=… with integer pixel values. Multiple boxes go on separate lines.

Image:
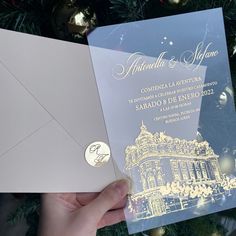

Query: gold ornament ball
left=168, top=0, right=189, bottom=5
left=229, top=36, right=236, bottom=58
left=150, top=227, right=166, bottom=236
left=211, top=232, right=222, bottom=236
left=161, top=0, right=189, bottom=9
left=217, top=86, right=234, bottom=110
left=220, top=154, right=235, bottom=174
left=51, top=0, right=97, bottom=40
left=68, top=7, right=96, bottom=37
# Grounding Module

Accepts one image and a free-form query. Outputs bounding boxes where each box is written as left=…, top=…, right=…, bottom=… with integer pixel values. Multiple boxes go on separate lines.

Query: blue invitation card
left=88, top=8, right=236, bottom=234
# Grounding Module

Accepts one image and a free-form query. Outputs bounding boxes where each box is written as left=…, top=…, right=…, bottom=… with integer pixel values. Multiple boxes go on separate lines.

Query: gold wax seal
left=85, top=141, right=111, bottom=167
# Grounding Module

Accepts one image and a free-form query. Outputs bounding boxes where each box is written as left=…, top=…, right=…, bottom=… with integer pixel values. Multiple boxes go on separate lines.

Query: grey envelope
left=0, top=29, right=118, bottom=192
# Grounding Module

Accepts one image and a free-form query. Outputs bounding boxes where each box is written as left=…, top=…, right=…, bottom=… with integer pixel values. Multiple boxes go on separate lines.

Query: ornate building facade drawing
left=125, top=122, right=236, bottom=220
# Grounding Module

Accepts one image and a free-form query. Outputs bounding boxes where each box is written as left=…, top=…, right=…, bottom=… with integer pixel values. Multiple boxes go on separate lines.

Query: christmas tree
left=1, top=0, right=236, bottom=236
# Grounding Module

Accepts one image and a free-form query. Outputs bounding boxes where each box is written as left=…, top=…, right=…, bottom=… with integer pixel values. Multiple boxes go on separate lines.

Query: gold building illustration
left=125, top=122, right=236, bottom=220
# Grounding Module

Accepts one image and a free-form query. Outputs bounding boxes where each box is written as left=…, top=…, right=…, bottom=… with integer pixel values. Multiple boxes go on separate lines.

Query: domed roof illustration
left=125, top=122, right=217, bottom=160
left=135, top=121, right=154, bottom=146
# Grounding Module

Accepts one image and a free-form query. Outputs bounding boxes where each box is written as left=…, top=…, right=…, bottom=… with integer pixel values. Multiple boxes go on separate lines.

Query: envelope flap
left=0, top=120, right=116, bottom=192
left=0, top=62, right=52, bottom=156
left=0, top=29, right=107, bottom=148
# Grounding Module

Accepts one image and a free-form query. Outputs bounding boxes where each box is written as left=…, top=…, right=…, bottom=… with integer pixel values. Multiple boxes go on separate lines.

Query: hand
left=38, top=179, right=129, bottom=236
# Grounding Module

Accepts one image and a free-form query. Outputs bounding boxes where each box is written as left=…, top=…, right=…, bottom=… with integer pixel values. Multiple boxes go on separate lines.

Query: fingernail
left=113, top=179, right=129, bottom=197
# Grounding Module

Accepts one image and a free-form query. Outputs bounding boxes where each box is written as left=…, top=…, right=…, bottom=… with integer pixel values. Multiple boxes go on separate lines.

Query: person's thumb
left=85, top=179, right=129, bottom=222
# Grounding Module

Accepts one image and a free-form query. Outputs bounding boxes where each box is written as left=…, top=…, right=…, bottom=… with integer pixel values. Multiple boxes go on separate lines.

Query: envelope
left=0, top=28, right=118, bottom=192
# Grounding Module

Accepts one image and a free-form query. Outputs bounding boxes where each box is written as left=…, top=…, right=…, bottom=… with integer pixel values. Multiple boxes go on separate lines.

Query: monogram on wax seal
left=85, top=142, right=111, bottom=167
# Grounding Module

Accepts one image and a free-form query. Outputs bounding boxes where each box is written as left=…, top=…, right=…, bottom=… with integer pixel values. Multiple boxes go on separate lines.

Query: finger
left=76, top=193, right=127, bottom=209
left=85, top=179, right=129, bottom=222
left=76, top=193, right=99, bottom=205
left=112, top=196, right=128, bottom=209
left=97, top=209, right=125, bottom=229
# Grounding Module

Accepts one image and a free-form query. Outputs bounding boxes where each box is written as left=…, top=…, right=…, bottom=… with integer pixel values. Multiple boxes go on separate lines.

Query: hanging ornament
left=150, top=227, right=166, bottom=236
left=51, top=0, right=97, bottom=41
left=211, top=232, right=222, bottom=236
left=228, top=35, right=236, bottom=59
left=219, top=147, right=235, bottom=174
left=232, top=44, right=236, bottom=57
left=160, top=0, right=189, bottom=10
left=168, top=0, right=188, bottom=5
left=216, top=86, right=234, bottom=110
